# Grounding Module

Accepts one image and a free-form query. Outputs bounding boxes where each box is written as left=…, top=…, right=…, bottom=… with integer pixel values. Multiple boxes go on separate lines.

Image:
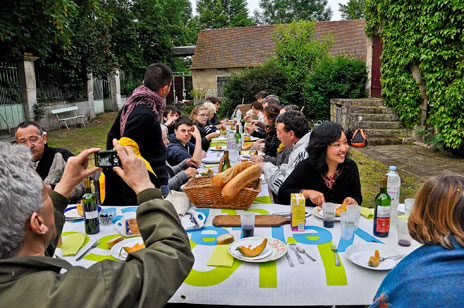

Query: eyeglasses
left=197, top=113, right=209, bottom=118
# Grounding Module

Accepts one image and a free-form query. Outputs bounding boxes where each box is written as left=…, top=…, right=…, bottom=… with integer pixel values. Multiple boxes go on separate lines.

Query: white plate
left=210, top=146, right=225, bottom=151
left=64, top=205, right=101, bottom=221
left=312, top=206, right=341, bottom=222
left=228, top=237, right=287, bottom=263
left=345, top=242, right=400, bottom=271
left=214, top=136, right=227, bottom=141
left=110, top=237, right=144, bottom=261
left=229, top=242, right=273, bottom=260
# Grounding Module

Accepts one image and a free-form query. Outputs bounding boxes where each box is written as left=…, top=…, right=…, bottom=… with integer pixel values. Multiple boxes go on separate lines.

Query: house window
left=217, top=77, right=228, bottom=97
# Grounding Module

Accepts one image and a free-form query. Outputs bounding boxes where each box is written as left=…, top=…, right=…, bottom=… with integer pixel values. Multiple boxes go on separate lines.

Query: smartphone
left=95, top=150, right=122, bottom=168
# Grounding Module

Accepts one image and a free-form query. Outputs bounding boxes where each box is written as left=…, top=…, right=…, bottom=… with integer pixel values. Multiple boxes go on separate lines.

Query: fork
left=76, top=239, right=100, bottom=261
left=289, top=243, right=305, bottom=264
left=379, top=254, right=406, bottom=262
left=330, top=241, right=340, bottom=266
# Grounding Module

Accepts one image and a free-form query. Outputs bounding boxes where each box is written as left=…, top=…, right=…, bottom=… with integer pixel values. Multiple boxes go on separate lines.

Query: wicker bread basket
left=182, top=176, right=261, bottom=209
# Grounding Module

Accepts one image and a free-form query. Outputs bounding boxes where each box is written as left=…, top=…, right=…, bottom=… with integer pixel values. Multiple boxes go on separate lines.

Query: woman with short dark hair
left=277, top=121, right=362, bottom=206
left=370, top=173, right=464, bottom=308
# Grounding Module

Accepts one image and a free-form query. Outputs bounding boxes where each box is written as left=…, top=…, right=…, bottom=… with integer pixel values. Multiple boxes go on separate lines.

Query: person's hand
left=302, top=189, right=325, bottom=206
left=343, top=197, right=358, bottom=205
left=190, top=125, right=202, bottom=140
left=251, top=155, right=264, bottom=163
left=112, top=139, right=155, bottom=195
left=206, top=131, right=220, bottom=140
left=252, top=139, right=265, bottom=152
left=164, top=118, right=176, bottom=127
left=186, top=158, right=201, bottom=168
left=54, top=148, right=101, bottom=198
left=184, top=167, right=198, bottom=178
left=245, top=125, right=254, bottom=135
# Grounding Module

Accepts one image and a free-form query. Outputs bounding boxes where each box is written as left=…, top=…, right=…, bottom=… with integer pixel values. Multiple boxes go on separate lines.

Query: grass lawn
left=47, top=112, right=422, bottom=207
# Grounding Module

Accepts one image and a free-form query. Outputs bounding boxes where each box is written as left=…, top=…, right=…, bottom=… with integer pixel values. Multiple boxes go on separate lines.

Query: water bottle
left=386, top=166, right=401, bottom=227
left=227, top=130, right=239, bottom=162
left=236, top=109, right=242, bottom=123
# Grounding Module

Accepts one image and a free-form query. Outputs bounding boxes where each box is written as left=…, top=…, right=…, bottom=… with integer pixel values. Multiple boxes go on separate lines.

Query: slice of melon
left=123, top=242, right=145, bottom=253
left=236, top=238, right=268, bottom=257
left=368, top=249, right=380, bottom=267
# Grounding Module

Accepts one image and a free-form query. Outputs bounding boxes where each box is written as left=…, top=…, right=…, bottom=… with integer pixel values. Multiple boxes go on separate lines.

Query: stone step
left=349, top=98, right=385, bottom=107
left=363, top=128, right=408, bottom=138
left=365, top=137, right=404, bottom=146
left=350, top=106, right=396, bottom=115
left=351, top=113, right=400, bottom=122
left=352, top=121, right=404, bottom=130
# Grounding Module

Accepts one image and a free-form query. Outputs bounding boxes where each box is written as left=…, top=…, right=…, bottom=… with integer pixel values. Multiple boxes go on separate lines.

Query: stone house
left=190, top=20, right=379, bottom=98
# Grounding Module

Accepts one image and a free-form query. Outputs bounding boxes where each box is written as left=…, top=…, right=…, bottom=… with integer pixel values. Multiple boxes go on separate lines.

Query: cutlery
left=330, top=241, right=340, bottom=266
left=284, top=252, right=294, bottom=267
left=289, top=243, right=304, bottom=264
left=76, top=239, right=100, bottom=261
left=379, top=254, right=406, bottom=262
left=296, top=245, right=316, bottom=262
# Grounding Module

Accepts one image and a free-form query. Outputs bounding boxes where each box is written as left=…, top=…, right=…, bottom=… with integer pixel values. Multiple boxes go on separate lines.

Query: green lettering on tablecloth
left=317, top=242, right=347, bottom=286
left=259, top=261, right=277, bottom=288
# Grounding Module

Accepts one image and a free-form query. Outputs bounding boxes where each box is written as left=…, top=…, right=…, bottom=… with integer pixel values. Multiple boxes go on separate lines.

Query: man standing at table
left=0, top=140, right=194, bottom=307
left=105, top=63, right=172, bottom=204
left=15, top=120, right=84, bottom=202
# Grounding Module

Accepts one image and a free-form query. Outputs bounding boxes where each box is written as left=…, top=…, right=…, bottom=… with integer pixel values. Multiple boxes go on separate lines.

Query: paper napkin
left=207, top=245, right=234, bottom=267
left=61, top=233, right=87, bottom=256
left=360, top=207, right=374, bottom=219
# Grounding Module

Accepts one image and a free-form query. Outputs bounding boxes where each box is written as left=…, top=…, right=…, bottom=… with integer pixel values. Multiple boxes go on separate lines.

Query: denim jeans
left=160, top=184, right=170, bottom=198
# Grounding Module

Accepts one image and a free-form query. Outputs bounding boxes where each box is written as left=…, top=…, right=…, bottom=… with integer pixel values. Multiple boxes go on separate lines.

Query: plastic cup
left=397, top=215, right=411, bottom=246
left=340, top=212, right=355, bottom=240
left=404, top=198, right=415, bottom=214
left=99, top=208, right=116, bottom=225
left=241, top=212, right=255, bottom=238
left=347, top=204, right=361, bottom=231
left=322, top=202, right=337, bottom=228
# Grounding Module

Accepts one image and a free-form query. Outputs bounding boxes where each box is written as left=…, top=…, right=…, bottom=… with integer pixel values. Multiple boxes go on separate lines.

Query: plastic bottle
left=386, top=166, right=401, bottom=227
left=227, top=130, right=239, bottom=162
left=235, top=109, right=242, bottom=123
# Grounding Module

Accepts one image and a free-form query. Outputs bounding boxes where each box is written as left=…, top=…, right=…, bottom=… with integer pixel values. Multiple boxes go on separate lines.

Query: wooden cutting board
left=213, top=215, right=290, bottom=227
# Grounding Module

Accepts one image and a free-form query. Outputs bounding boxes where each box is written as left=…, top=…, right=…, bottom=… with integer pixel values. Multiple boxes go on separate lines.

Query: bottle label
left=387, top=187, right=400, bottom=203
left=376, top=217, right=390, bottom=233
left=376, top=206, right=391, bottom=218
left=85, top=210, right=98, bottom=219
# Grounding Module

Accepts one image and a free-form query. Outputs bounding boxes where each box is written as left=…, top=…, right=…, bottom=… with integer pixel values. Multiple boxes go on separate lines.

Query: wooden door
left=371, top=35, right=383, bottom=98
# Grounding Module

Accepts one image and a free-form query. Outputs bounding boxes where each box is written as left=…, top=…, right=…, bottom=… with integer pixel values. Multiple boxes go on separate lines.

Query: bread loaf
left=222, top=165, right=262, bottom=201
left=107, top=236, right=124, bottom=249
left=217, top=233, right=234, bottom=245
left=212, top=161, right=253, bottom=188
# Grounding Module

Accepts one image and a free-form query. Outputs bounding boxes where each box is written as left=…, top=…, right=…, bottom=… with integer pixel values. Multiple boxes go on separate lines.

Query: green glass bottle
left=82, top=177, right=100, bottom=235
left=235, top=124, right=242, bottom=149
left=221, top=150, right=231, bottom=172
left=373, top=175, right=391, bottom=237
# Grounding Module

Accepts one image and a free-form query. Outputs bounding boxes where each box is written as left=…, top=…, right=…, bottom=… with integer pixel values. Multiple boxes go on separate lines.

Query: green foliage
left=365, top=0, right=464, bottom=149
left=339, top=0, right=365, bottom=20
left=189, top=88, right=207, bottom=103
left=222, top=62, right=287, bottom=116
left=271, top=20, right=333, bottom=105
left=195, top=0, right=253, bottom=29
left=33, top=103, right=46, bottom=121
left=256, top=0, right=332, bottom=24
left=416, top=126, right=445, bottom=152
left=304, top=56, right=367, bottom=120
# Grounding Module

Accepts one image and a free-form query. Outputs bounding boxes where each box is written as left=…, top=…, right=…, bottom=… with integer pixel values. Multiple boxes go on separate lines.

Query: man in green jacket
left=0, top=140, right=194, bottom=308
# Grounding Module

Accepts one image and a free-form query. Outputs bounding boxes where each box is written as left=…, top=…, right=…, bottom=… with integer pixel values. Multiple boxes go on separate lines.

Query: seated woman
left=190, top=104, right=220, bottom=151
left=371, top=174, right=464, bottom=308
left=277, top=121, right=362, bottom=206
left=248, top=104, right=281, bottom=157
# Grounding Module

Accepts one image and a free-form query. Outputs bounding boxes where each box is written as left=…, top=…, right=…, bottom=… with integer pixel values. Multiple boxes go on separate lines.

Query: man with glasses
left=15, top=120, right=84, bottom=202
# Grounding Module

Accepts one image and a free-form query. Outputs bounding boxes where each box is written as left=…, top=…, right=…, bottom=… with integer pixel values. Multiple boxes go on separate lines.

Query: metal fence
left=0, top=62, right=23, bottom=105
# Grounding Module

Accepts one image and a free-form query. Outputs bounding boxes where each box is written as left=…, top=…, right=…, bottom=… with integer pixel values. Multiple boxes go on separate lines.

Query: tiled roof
left=191, top=20, right=367, bottom=70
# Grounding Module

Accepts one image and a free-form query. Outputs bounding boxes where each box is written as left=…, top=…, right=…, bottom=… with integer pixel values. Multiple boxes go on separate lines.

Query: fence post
left=109, top=69, right=121, bottom=111
left=87, top=73, right=96, bottom=119
left=16, top=53, right=38, bottom=121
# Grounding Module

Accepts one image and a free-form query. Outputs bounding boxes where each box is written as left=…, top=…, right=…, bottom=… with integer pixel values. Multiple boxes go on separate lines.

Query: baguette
left=222, top=165, right=262, bottom=201
left=212, top=161, right=253, bottom=188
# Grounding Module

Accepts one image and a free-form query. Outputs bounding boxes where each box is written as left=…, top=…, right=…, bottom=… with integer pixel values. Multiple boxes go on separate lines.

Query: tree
left=195, top=0, right=253, bottom=29
left=257, top=0, right=332, bottom=25
left=339, top=0, right=365, bottom=20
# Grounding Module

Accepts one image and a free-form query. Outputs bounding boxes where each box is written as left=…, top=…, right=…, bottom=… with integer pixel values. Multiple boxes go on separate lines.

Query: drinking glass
left=322, top=202, right=337, bottom=228
left=340, top=212, right=355, bottom=240
left=240, top=212, right=255, bottom=238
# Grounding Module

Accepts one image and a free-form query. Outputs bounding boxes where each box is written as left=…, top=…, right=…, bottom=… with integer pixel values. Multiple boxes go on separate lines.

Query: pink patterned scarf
left=119, top=85, right=165, bottom=136
left=321, top=166, right=344, bottom=189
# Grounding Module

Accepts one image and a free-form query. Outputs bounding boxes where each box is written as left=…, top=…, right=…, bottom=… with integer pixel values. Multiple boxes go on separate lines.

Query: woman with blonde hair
left=371, top=173, right=464, bottom=308
left=190, top=103, right=220, bottom=151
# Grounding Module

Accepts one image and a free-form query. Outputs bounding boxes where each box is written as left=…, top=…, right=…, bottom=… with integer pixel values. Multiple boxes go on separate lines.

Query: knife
left=284, top=252, right=294, bottom=267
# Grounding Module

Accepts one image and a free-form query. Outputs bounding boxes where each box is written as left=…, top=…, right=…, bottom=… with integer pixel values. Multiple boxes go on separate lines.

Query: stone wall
left=191, top=68, right=243, bottom=98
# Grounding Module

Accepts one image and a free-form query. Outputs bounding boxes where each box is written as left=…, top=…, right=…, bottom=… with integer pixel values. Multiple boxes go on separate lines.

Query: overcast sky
left=190, top=0, right=350, bottom=21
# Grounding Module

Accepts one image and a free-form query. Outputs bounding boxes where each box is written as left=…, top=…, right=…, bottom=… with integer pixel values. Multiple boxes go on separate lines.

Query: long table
left=59, top=181, right=420, bottom=306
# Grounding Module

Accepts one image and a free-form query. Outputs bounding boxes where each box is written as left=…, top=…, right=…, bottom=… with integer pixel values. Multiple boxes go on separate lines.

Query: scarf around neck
left=120, top=85, right=166, bottom=136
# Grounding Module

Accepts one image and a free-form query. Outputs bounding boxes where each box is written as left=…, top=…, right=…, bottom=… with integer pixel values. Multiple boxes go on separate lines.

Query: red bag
left=350, top=129, right=367, bottom=147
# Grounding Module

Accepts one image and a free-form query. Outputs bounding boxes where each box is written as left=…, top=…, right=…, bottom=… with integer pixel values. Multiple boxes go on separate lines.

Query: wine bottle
left=373, top=175, right=391, bottom=237
left=235, top=124, right=242, bottom=149
left=222, top=150, right=231, bottom=171
left=82, top=177, right=100, bottom=235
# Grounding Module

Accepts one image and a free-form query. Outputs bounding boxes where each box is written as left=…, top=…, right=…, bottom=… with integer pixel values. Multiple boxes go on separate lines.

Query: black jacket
left=104, top=104, right=167, bottom=205
left=36, top=145, right=73, bottom=182
left=277, top=158, right=362, bottom=206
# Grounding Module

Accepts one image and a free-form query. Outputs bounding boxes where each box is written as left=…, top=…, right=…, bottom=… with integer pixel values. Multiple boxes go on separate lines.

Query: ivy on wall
left=365, top=0, right=464, bottom=149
